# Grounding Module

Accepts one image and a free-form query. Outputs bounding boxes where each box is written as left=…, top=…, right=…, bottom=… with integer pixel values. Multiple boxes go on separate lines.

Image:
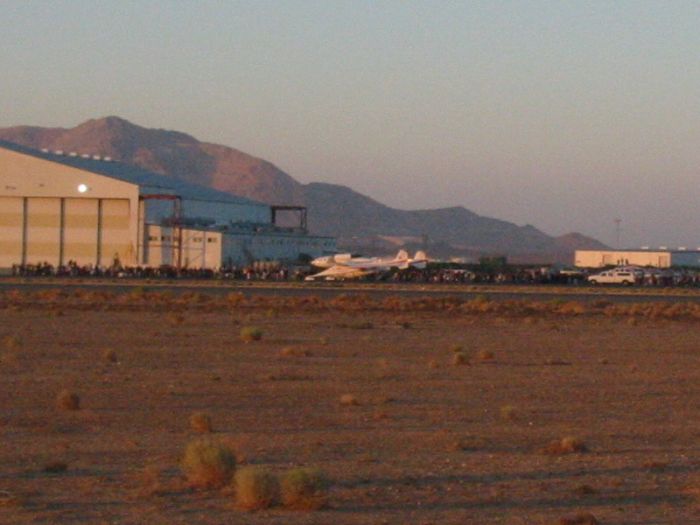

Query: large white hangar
left=575, top=249, right=700, bottom=269
left=0, top=141, right=335, bottom=271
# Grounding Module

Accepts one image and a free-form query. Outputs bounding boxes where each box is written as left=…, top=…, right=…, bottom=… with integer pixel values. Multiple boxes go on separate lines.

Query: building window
left=207, top=237, right=217, bottom=243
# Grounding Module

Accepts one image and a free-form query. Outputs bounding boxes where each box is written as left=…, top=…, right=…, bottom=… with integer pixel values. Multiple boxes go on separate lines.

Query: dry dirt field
left=2, top=289, right=700, bottom=524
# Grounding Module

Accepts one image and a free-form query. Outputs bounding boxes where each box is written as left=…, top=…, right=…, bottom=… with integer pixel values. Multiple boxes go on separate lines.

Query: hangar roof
left=0, top=140, right=267, bottom=208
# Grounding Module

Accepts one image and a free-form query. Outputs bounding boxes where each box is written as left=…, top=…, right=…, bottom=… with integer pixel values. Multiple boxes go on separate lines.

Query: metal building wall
left=0, top=197, right=23, bottom=268
left=0, top=147, right=140, bottom=269
left=143, top=224, right=222, bottom=269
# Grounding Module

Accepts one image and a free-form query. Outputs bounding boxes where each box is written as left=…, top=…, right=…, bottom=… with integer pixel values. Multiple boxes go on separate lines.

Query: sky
left=2, top=1, right=700, bottom=248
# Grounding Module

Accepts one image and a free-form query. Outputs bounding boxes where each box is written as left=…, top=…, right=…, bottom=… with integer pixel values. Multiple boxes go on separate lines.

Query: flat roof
left=576, top=249, right=700, bottom=254
left=0, top=140, right=267, bottom=208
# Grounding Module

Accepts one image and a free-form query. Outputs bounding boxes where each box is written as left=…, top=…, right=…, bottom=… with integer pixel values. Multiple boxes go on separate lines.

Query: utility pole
left=614, top=218, right=622, bottom=248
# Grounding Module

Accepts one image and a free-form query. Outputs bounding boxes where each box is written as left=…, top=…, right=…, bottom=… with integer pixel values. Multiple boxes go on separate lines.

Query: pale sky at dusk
left=2, top=1, right=700, bottom=247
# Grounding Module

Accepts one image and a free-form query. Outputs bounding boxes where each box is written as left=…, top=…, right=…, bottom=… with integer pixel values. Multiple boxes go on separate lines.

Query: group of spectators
left=10, top=260, right=700, bottom=287
left=10, top=260, right=303, bottom=281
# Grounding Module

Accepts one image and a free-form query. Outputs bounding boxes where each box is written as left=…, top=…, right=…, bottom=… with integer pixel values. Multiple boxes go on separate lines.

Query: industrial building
left=575, top=249, right=700, bottom=269
left=0, top=140, right=335, bottom=271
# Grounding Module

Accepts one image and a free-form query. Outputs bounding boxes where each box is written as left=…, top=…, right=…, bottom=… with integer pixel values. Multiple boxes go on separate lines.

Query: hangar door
left=0, top=197, right=132, bottom=269
left=62, top=198, right=133, bottom=267
left=0, top=197, right=23, bottom=269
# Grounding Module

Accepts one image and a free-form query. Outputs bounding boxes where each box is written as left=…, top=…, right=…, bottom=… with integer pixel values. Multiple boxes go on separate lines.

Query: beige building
left=575, top=249, right=700, bottom=269
left=0, top=140, right=335, bottom=271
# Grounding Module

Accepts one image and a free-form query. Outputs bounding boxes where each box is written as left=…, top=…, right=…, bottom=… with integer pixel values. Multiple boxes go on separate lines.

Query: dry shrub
left=448, top=434, right=487, bottom=452
left=3, top=335, right=22, bottom=351
left=128, top=286, right=147, bottom=302
left=345, top=320, right=373, bottom=330
left=43, top=460, right=68, bottom=473
left=56, top=390, right=80, bottom=411
left=643, top=460, right=668, bottom=471
left=477, top=349, right=495, bottom=362
left=280, top=468, right=328, bottom=510
left=500, top=405, right=517, bottom=421
left=234, top=466, right=279, bottom=510
left=168, top=312, right=185, bottom=326
left=136, top=465, right=166, bottom=498
left=226, top=292, right=245, bottom=307
left=556, top=302, right=586, bottom=315
left=428, top=359, right=439, bottom=369
left=181, top=438, right=236, bottom=489
left=340, top=394, right=359, bottom=406
left=190, top=412, right=213, bottom=433
left=372, top=409, right=389, bottom=421
left=0, top=490, right=22, bottom=508
left=545, top=358, right=571, bottom=366
left=449, top=344, right=463, bottom=353
left=543, top=436, right=587, bottom=455
left=102, top=349, right=118, bottom=363
left=574, top=484, right=598, bottom=496
left=452, top=352, right=469, bottom=366
left=374, top=395, right=395, bottom=405
left=557, top=512, right=600, bottom=524
left=240, top=326, right=263, bottom=343
left=280, top=346, right=312, bottom=357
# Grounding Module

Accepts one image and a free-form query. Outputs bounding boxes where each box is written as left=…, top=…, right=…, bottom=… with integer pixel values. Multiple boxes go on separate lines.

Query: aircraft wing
left=305, top=265, right=375, bottom=281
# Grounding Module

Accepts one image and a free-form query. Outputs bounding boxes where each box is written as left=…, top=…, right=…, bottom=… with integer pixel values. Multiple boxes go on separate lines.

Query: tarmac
left=2, top=277, right=700, bottom=303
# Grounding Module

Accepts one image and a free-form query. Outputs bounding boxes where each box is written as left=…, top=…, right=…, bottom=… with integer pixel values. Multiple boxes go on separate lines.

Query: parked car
left=587, top=269, right=639, bottom=285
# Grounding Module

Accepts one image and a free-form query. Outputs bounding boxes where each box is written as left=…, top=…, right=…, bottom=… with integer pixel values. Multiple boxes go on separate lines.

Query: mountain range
left=0, top=116, right=607, bottom=262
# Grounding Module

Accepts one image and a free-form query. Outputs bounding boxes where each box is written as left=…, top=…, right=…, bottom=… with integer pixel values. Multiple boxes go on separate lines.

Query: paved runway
left=1, top=277, right=700, bottom=303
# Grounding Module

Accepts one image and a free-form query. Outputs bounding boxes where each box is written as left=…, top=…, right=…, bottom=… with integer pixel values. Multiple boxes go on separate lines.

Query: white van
left=587, top=269, right=638, bottom=285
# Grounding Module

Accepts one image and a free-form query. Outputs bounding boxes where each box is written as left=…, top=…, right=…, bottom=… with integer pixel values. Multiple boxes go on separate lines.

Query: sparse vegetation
left=500, top=405, right=517, bottom=421
left=339, top=320, right=373, bottom=330
left=189, top=412, right=213, bottom=433
left=3, top=335, right=22, bottom=351
left=477, top=349, right=495, bottom=362
left=574, top=484, right=598, bottom=496
left=168, top=313, right=185, bottom=326
left=240, top=326, right=263, bottom=343
left=56, top=390, right=80, bottom=411
left=340, top=394, right=359, bottom=406
left=181, top=438, right=236, bottom=488
left=102, top=349, right=118, bottom=362
left=43, top=460, right=68, bottom=473
left=280, top=467, right=328, bottom=510
left=3, top=287, right=700, bottom=522
left=234, top=466, right=279, bottom=510
left=543, top=436, right=587, bottom=455
left=452, top=352, right=469, bottom=366
left=557, top=512, right=600, bottom=525
left=280, top=346, right=312, bottom=357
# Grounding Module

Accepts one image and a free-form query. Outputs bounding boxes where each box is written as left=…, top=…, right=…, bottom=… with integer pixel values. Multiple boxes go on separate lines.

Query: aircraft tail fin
left=411, top=251, right=428, bottom=269
left=396, top=249, right=409, bottom=261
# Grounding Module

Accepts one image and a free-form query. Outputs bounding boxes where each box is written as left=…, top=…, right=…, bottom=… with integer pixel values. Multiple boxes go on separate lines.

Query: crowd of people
left=9, top=260, right=700, bottom=287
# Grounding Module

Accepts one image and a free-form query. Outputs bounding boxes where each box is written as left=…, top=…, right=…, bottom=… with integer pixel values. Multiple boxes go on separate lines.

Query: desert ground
left=2, top=287, right=700, bottom=524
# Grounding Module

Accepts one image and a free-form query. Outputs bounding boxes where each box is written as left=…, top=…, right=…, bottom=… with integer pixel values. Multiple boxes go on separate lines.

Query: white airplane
left=305, top=249, right=428, bottom=281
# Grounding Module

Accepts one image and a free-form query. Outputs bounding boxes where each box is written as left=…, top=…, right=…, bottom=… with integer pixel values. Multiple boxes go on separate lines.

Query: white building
left=575, top=249, right=700, bottom=269
left=0, top=140, right=335, bottom=271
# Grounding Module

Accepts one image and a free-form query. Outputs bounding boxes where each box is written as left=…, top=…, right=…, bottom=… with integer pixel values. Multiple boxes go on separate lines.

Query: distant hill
left=0, top=116, right=608, bottom=262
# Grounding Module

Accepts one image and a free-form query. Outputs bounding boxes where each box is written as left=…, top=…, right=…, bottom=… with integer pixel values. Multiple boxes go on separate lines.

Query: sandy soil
left=1, top=291, right=700, bottom=524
